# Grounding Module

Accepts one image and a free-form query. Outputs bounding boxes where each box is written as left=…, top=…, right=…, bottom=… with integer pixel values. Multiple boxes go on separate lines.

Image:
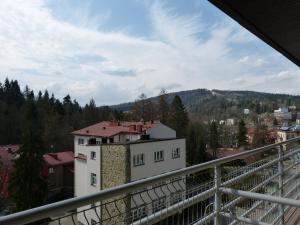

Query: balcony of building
left=1, top=137, right=300, bottom=225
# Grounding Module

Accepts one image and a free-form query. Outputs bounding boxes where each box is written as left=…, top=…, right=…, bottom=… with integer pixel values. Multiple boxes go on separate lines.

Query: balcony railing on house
left=1, top=138, right=300, bottom=225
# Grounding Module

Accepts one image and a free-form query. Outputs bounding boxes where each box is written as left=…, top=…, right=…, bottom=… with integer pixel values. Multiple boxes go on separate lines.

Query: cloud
left=104, top=69, right=137, bottom=77
left=0, top=0, right=298, bottom=106
left=239, top=56, right=266, bottom=67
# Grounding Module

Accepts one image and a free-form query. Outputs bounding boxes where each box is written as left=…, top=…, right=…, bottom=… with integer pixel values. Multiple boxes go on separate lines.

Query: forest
left=0, top=78, right=287, bottom=164
left=0, top=78, right=276, bottom=213
left=0, top=78, right=118, bottom=152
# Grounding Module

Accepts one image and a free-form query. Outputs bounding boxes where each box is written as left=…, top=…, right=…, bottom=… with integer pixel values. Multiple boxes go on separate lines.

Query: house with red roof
left=73, top=120, right=186, bottom=224
left=43, top=151, right=74, bottom=202
left=0, top=144, right=74, bottom=203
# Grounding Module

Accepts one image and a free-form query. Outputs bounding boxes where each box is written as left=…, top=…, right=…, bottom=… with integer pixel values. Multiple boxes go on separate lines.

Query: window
left=172, top=148, right=180, bottom=159
left=91, top=173, right=97, bottom=186
left=131, top=205, right=147, bottom=221
left=88, top=138, right=96, bottom=145
left=49, top=167, right=54, bottom=174
left=152, top=197, right=166, bottom=213
left=90, top=151, right=96, bottom=160
left=78, top=138, right=85, bottom=145
left=154, top=151, right=164, bottom=162
left=133, top=154, right=145, bottom=166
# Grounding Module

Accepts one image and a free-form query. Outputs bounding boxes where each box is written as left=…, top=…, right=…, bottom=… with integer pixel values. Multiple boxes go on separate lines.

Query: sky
left=0, top=0, right=300, bottom=105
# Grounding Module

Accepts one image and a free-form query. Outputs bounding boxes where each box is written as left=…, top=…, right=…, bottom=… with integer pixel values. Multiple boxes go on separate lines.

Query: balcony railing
left=1, top=137, right=300, bottom=225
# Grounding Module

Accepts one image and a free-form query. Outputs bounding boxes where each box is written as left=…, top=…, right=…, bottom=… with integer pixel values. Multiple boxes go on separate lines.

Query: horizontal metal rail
left=1, top=137, right=300, bottom=225
left=221, top=212, right=271, bottom=225
left=220, top=188, right=300, bottom=209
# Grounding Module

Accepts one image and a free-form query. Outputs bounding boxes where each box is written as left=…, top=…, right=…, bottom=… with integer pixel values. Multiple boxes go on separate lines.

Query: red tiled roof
left=0, top=145, right=20, bottom=171
left=75, top=154, right=87, bottom=161
left=43, top=151, right=74, bottom=166
left=72, top=121, right=159, bottom=137
left=207, top=148, right=257, bottom=164
left=0, top=145, right=20, bottom=199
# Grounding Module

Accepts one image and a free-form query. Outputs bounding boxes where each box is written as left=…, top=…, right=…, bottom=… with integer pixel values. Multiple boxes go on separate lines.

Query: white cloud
left=239, top=56, right=266, bottom=67
left=0, top=0, right=298, bottom=105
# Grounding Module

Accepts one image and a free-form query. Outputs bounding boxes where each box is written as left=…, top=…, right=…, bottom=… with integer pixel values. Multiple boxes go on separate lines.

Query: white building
left=244, top=108, right=250, bottom=115
left=72, top=121, right=186, bottom=225
left=274, top=107, right=292, bottom=120
left=226, top=118, right=235, bottom=126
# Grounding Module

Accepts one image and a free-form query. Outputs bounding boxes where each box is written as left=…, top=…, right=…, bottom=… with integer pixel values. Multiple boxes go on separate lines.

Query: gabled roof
left=72, top=121, right=159, bottom=138
left=43, top=151, right=74, bottom=166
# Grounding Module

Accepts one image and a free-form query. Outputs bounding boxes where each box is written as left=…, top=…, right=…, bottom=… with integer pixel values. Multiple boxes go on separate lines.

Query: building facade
left=73, top=121, right=186, bottom=225
left=43, top=151, right=74, bottom=202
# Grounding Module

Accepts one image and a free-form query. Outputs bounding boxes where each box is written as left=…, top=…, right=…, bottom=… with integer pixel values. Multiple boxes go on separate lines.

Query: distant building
left=219, top=120, right=225, bottom=125
left=226, top=118, right=235, bottom=126
left=0, top=145, right=74, bottom=203
left=274, top=107, right=292, bottom=120
left=289, top=105, right=297, bottom=111
left=43, top=151, right=74, bottom=202
left=247, top=128, right=255, bottom=145
left=244, top=109, right=250, bottom=115
left=276, top=124, right=300, bottom=150
left=73, top=121, right=186, bottom=225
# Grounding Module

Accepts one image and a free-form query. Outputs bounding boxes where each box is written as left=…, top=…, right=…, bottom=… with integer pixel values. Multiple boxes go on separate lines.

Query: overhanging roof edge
left=208, top=0, right=300, bottom=67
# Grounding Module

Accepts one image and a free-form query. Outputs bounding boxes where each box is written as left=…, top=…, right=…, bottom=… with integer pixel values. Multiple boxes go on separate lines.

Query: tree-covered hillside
left=112, top=89, right=300, bottom=121
left=0, top=78, right=120, bottom=151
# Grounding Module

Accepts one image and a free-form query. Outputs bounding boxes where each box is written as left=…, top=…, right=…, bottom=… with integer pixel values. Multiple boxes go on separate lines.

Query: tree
left=169, top=95, right=189, bottom=138
left=237, top=119, right=248, bottom=147
left=187, top=122, right=207, bottom=166
left=273, top=117, right=279, bottom=126
left=209, top=121, right=219, bottom=158
left=158, top=89, right=170, bottom=124
left=9, top=93, right=47, bottom=212
left=252, top=122, right=269, bottom=147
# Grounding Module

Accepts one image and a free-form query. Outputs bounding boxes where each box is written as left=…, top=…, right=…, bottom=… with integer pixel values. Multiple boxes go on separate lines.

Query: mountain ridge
left=111, top=88, right=300, bottom=117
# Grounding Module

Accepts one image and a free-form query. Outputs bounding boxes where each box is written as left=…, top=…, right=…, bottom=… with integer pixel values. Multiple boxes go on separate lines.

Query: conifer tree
left=237, top=119, right=248, bottom=147
left=9, top=91, right=47, bottom=212
left=187, top=122, right=207, bottom=165
left=209, top=121, right=219, bottom=158
left=158, top=89, right=170, bottom=124
left=169, top=95, right=188, bottom=138
left=252, top=122, right=269, bottom=147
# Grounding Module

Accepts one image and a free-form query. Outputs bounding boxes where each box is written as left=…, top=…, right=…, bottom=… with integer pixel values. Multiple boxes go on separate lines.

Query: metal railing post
left=278, top=144, right=284, bottom=225
left=214, top=165, right=221, bottom=225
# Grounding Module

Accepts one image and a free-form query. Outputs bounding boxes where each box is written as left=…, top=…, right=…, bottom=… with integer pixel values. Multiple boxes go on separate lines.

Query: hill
left=111, top=89, right=300, bottom=121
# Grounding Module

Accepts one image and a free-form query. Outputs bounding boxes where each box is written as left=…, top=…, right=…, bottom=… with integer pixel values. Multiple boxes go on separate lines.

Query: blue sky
left=0, top=0, right=299, bottom=105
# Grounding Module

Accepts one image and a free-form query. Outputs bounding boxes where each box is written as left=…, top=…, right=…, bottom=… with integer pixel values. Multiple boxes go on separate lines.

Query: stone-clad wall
left=101, top=144, right=130, bottom=224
